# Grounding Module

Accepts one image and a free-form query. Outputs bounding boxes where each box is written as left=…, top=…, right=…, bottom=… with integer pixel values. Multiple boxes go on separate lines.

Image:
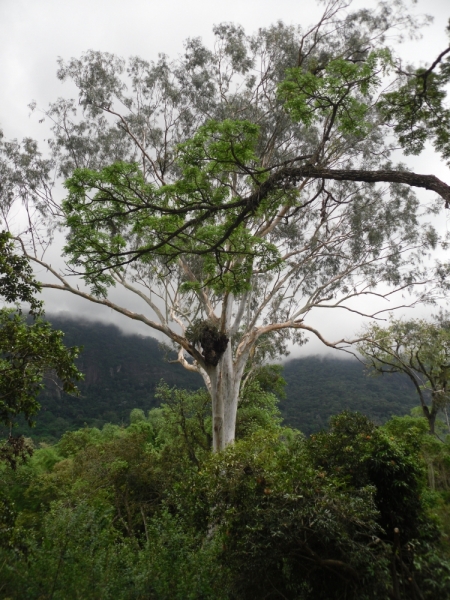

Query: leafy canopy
left=358, top=315, right=450, bottom=432
left=0, top=311, right=82, bottom=429
left=0, top=231, right=82, bottom=439
left=63, top=120, right=283, bottom=295
left=0, top=232, right=42, bottom=316
left=280, top=49, right=392, bottom=137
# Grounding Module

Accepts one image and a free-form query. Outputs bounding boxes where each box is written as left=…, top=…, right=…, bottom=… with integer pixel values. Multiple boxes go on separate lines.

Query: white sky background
left=1, top=0, right=450, bottom=358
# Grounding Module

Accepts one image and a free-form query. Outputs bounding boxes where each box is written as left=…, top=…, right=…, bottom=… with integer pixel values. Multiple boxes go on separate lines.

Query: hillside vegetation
left=2, top=396, right=450, bottom=599
left=3, top=316, right=418, bottom=442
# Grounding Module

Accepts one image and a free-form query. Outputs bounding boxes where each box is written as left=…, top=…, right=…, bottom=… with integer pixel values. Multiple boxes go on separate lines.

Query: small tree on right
left=358, top=315, right=450, bottom=435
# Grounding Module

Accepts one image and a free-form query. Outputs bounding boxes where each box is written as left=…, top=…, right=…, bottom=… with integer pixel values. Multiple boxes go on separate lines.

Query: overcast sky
left=1, top=0, right=450, bottom=357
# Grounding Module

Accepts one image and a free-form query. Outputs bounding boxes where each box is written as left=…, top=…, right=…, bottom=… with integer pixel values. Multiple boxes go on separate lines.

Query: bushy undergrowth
left=1, top=374, right=450, bottom=599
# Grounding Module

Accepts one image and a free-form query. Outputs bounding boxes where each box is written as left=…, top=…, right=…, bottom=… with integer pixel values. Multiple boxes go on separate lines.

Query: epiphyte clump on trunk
left=186, top=319, right=229, bottom=367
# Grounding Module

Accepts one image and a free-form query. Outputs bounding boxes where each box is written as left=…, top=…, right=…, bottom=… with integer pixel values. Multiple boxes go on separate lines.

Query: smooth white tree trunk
left=204, top=341, right=248, bottom=452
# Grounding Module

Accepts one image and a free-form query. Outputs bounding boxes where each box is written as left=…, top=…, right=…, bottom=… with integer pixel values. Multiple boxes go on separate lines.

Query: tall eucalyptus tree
left=2, top=0, right=450, bottom=449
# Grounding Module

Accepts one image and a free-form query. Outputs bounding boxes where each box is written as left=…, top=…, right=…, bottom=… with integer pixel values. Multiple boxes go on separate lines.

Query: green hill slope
left=9, top=316, right=202, bottom=441
left=3, top=316, right=419, bottom=441
left=280, top=356, right=417, bottom=435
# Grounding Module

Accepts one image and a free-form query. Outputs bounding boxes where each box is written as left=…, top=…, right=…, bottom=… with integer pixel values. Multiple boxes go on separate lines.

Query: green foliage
left=62, top=119, right=282, bottom=296
left=236, top=364, right=284, bottom=438
left=192, top=411, right=450, bottom=599
left=280, top=50, right=392, bottom=138
left=0, top=231, right=43, bottom=316
left=0, top=501, right=136, bottom=600
left=175, top=119, right=261, bottom=174
left=378, top=23, right=450, bottom=164
left=148, top=369, right=284, bottom=464
left=307, top=412, right=424, bottom=543
left=358, top=315, right=450, bottom=432
left=380, top=414, right=450, bottom=590
left=0, top=240, right=82, bottom=466
left=0, top=310, right=82, bottom=472
left=136, top=510, right=227, bottom=600
left=198, top=429, right=388, bottom=599
left=0, top=311, right=82, bottom=429
left=154, top=383, right=213, bottom=464
left=1, top=404, right=450, bottom=599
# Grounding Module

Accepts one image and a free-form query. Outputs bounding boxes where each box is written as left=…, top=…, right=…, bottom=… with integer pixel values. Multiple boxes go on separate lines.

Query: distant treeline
left=4, top=315, right=418, bottom=441
left=281, top=356, right=417, bottom=435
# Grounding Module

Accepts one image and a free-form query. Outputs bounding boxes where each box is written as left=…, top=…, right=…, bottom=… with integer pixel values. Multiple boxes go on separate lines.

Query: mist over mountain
left=6, top=315, right=418, bottom=441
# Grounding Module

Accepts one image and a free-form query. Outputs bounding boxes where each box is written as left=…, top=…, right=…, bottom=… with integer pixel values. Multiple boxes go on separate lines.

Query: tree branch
left=274, top=166, right=450, bottom=208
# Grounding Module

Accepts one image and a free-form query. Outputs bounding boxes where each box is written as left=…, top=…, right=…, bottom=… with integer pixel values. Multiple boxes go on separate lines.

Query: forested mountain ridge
left=3, top=315, right=418, bottom=441
left=22, top=315, right=202, bottom=440
left=281, top=357, right=418, bottom=435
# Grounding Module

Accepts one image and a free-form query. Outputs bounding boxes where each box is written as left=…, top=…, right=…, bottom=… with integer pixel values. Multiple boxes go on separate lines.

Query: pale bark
left=203, top=297, right=241, bottom=451
left=192, top=293, right=253, bottom=451
left=203, top=344, right=247, bottom=451
left=207, top=366, right=225, bottom=452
